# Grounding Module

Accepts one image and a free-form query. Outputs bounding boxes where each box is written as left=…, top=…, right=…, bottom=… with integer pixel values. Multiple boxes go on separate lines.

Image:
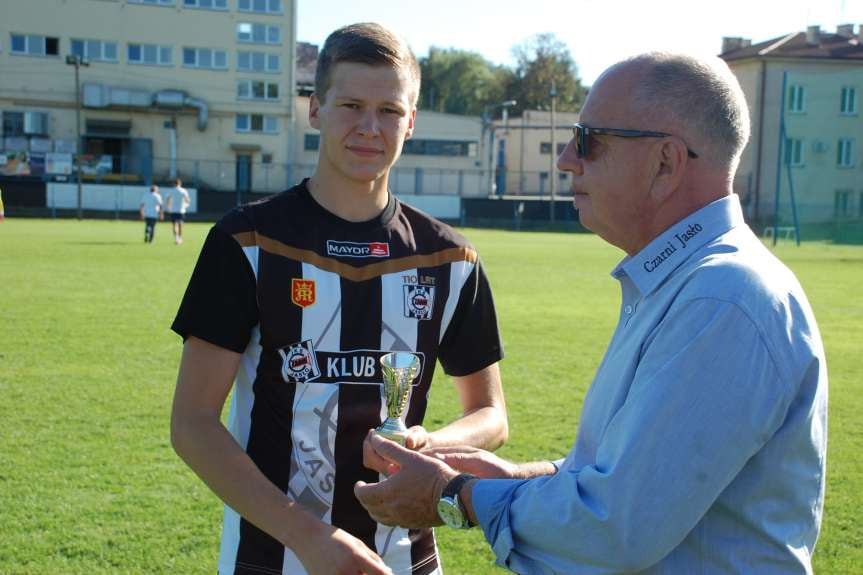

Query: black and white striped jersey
left=172, top=180, right=503, bottom=575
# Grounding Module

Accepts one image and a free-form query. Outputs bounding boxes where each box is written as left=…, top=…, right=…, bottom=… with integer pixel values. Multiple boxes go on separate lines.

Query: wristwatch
left=436, top=473, right=477, bottom=529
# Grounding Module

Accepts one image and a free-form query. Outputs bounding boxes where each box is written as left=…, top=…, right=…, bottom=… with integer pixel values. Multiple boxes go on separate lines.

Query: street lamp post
left=66, top=54, right=89, bottom=220
left=482, top=99, right=516, bottom=196
left=549, top=79, right=558, bottom=223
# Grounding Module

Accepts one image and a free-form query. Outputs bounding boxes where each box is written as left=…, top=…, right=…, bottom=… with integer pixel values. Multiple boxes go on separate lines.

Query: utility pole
left=66, top=54, right=89, bottom=220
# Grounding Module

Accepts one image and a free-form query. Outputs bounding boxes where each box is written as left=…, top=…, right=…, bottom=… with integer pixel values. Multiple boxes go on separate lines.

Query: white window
left=237, top=22, right=281, bottom=44
left=71, top=39, right=118, bottom=62
left=837, top=139, right=855, bottom=168
left=238, top=0, right=282, bottom=13
left=237, top=79, right=279, bottom=100
left=10, top=34, right=59, bottom=56
left=236, top=113, right=278, bottom=134
left=237, top=50, right=280, bottom=73
left=183, top=47, right=227, bottom=69
left=788, top=84, right=806, bottom=113
left=183, top=0, right=228, bottom=9
left=840, top=86, right=857, bottom=115
left=784, top=137, right=804, bottom=166
left=128, top=0, right=175, bottom=5
left=128, top=43, right=173, bottom=66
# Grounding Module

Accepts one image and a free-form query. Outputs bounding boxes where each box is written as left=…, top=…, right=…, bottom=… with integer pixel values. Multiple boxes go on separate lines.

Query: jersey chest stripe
left=232, top=231, right=477, bottom=282
left=331, top=275, right=383, bottom=552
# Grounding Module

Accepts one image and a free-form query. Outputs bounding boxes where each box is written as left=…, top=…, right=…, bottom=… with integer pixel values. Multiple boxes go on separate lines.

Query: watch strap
left=442, top=473, right=478, bottom=500
left=442, top=473, right=478, bottom=527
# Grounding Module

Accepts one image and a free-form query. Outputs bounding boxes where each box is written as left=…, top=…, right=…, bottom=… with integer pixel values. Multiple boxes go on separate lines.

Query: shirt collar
left=611, top=194, right=746, bottom=296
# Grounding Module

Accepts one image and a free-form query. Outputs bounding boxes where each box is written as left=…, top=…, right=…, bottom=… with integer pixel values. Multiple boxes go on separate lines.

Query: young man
left=164, top=178, right=190, bottom=244
left=170, top=23, right=508, bottom=575
left=139, top=185, right=162, bottom=243
left=357, top=53, right=827, bottom=574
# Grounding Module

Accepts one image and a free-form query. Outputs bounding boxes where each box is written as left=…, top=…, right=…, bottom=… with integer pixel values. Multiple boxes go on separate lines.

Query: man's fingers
left=403, top=425, right=429, bottom=450
left=354, top=479, right=385, bottom=504
left=354, top=480, right=398, bottom=527
left=368, top=430, right=417, bottom=463
left=425, top=445, right=480, bottom=455
left=363, top=433, right=399, bottom=475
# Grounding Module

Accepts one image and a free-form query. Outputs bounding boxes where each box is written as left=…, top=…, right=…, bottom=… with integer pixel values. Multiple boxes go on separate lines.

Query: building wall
left=0, top=0, right=296, bottom=192
left=727, top=59, right=762, bottom=217
left=496, top=109, right=579, bottom=197
left=729, top=57, right=863, bottom=224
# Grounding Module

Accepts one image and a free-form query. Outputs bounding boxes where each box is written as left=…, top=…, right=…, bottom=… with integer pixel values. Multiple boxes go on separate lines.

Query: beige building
left=494, top=109, right=579, bottom=197
left=721, top=24, right=863, bottom=227
left=0, top=0, right=297, bottom=194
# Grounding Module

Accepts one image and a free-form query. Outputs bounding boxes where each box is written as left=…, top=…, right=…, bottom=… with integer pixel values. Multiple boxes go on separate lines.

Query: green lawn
left=0, top=218, right=860, bottom=574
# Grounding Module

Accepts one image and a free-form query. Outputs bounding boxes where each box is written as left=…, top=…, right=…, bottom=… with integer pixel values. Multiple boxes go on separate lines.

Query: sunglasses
left=572, top=123, right=699, bottom=159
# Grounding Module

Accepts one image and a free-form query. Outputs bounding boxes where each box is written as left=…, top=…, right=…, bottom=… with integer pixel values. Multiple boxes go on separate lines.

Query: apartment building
left=721, top=24, right=863, bottom=226
left=0, top=0, right=297, bottom=194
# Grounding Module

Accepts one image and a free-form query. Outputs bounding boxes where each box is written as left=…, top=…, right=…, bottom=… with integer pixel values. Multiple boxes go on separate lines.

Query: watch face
left=437, top=498, right=465, bottom=529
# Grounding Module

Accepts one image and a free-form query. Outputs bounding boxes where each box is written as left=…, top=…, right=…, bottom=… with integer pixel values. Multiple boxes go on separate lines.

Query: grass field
left=1, top=218, right=860, bottom=574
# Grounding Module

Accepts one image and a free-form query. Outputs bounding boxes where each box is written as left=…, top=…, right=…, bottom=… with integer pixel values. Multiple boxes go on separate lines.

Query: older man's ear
left=644, top=139, right=689, bottom=210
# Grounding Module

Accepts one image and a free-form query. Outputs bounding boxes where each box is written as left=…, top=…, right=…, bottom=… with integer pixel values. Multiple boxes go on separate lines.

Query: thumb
left=369, top=431, right=415, bottom=464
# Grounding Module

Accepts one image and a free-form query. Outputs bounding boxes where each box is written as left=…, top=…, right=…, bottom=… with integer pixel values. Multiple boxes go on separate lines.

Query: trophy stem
left=375, top=418, right=408, bottom=445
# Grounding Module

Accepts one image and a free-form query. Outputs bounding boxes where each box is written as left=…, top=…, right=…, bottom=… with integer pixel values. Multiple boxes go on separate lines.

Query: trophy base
left=375, top=419, right=408, bottom=445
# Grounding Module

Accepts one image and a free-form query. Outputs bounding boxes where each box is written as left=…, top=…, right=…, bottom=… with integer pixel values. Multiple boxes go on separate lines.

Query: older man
left=355, top=52, right=827, bottom=574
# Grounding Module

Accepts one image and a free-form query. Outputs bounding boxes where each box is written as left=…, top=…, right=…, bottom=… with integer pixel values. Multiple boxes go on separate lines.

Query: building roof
left=721, top=26, right=863, bottom=62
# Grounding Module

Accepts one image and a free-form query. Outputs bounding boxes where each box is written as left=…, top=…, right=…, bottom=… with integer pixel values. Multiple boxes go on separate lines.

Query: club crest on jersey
left=326, top=240, right=390, bottom=258
left=291, top=278, right=316, bottom=308
left=404, top=284, right=435, bottom=320
left=278, top=340, right=321, bottom=383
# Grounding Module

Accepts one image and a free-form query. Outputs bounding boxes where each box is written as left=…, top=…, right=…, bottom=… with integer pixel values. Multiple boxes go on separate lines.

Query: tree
left=509, top=33, right=586, bottom=115
left=419, top=48, right=514, bottom=116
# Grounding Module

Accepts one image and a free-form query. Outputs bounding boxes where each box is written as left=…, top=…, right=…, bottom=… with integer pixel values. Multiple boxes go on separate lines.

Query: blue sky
left=297, top=0, right=863, bottom=85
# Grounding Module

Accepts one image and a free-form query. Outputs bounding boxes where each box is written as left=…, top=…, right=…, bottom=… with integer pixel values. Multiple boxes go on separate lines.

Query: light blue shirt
left=472, top=195, right=828, bottom=574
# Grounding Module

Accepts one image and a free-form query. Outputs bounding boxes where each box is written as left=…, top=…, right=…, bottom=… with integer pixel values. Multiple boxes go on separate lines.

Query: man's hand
left=424, top=445, right=519, bottom=479
left=362, top=426, right=430, bottom=476
left=355, top=432, right=457, bottom=528
left=294, top=522, right=393, bottom=575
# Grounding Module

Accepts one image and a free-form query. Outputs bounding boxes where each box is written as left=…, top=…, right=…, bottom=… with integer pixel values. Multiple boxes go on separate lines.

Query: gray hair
left=622, top=53, right=750, bottom=168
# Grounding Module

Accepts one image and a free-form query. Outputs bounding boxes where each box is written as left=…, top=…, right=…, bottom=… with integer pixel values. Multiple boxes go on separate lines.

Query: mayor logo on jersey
left=326, top=240, right=390, bottom=258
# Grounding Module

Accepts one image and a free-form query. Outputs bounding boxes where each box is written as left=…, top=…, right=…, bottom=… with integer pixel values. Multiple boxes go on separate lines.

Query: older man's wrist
left=458, top=477, right=481, bottom=527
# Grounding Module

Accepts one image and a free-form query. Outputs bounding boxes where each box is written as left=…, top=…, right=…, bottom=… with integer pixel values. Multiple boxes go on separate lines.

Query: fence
left=5, top=149, right=861, bottom=243
left=17, top=155, right=580, bottom=205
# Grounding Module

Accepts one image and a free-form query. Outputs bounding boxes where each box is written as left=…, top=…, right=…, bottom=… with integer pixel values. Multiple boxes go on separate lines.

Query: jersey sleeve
left=438, top=257, right=504, bottom=376
left=171, top=225, right=259, bottom=353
